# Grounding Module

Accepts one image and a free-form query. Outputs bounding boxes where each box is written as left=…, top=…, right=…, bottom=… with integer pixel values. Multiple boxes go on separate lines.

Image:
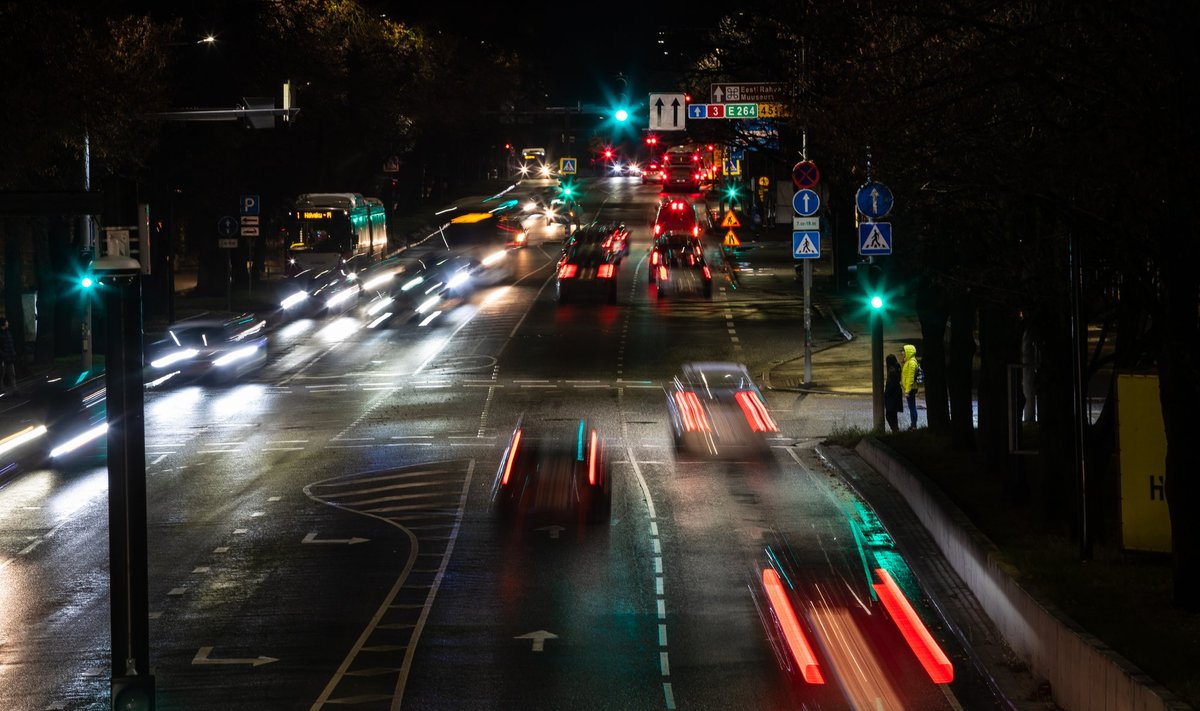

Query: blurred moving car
left=650, top=233, right=713, bottom=298
left=652, top=198, right=701, bottom=240
left=385, top=254, right=478, bottom=325
left=556, top=227, right=622, bottom=305
left=147, top=314, right=268, bottom=386
left=492, top=418, right=613, bottom=524
left=277, top=267, right=361, bottom=318
left=641, top=160, right=664, bottom=184
left=665, top=362, right=778, bottom=460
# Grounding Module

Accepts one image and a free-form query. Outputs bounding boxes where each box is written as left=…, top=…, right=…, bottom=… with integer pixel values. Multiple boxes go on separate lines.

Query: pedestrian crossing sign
left=723, top=230, right=741, bottom=247
left=559, top=158, right=577, bottom=175
left=721, top=210, right=741, bottom=228
left=792, top=231, right=820, bottom=259
left=857, top=221, right=892, bottom=255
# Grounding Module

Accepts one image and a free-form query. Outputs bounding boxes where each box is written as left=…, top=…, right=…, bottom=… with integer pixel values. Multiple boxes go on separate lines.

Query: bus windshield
left=289, top=213, right=350, bottom=253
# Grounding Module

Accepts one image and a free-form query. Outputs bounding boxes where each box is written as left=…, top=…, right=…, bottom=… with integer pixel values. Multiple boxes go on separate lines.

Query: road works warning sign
left=721, top=210, right=741, bottom=228
left=723, top=230, right=741, bottom=247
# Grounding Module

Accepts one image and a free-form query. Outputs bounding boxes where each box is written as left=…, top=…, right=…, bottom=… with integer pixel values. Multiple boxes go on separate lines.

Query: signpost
left=792, top=189, right=820, bottom=217
left=687, top=103, right=758, bottom=120
left=648, top=93, right=686, bottom=131
left=710, top=82, right=785, bottom=103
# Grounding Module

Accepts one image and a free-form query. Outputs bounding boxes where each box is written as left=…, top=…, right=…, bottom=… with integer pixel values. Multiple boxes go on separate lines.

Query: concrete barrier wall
left=855, top=437, right=1191, bottom=711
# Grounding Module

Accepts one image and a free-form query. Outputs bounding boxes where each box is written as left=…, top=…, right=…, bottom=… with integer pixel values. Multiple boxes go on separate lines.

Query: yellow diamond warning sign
left=723, top=230, right=741, bottom=247
left=720, top=210, right=741, bottom=228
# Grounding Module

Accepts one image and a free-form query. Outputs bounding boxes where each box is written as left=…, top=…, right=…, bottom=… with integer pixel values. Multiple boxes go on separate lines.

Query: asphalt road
left=1, top=176, right=1021, bottom=710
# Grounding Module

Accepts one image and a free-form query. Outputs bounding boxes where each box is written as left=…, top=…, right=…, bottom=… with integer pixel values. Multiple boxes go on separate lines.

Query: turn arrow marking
left=303, top=532, right=370, bottom=545
left=193, top=646, right=279, bottom=666
left=515, top=630, right=558, bottom=652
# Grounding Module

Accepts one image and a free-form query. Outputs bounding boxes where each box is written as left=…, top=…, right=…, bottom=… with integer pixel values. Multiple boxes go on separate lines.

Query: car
left=146, top=314, right=269, bottom=386
left=652, top=198, right=702, bottom=241
left=556, top=227, right=622, bottom=304
left=640, top=161, right=664, bottom=184
left=385, top=254, right=478, bottom=325
left=665, top=362, right=778, bottom=460
left=564, top=221, right=630, bottom=261
left=652, top=235, right=714, bottom=300
left=492, top=417, right=613, bottom=524
left=648, top=232, right=709, bottom=290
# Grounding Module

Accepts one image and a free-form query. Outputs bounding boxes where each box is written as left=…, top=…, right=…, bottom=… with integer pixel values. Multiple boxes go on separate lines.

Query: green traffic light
left=81, top=276, right=94, bottom=288
left=615, top=109, right=628, bottom=122
left=870, top=295, right=884, bottom=310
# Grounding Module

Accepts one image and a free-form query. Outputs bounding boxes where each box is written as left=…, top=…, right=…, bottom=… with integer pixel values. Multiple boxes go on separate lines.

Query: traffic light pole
left=803, top=259, right=813, bottom=383
left=871, top=309, right=884, bottom=431
left=102, top=265, right=155, bottom=709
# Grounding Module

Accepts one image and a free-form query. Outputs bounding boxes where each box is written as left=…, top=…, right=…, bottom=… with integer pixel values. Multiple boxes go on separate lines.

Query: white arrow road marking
left=515, top=630, right=558, bottom=652
left=192, top=646, right=278, bottom=666
left=303, top=532, right=370, bottom=545
left=535, top=525, right=565, bottom=539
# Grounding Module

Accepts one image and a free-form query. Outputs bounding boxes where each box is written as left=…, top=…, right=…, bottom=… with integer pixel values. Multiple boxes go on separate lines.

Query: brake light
left=735, top=390, right=779, bottom=432
left=872, top=568, right=954, bottom=684
left=654, top=223, right=662, bottom=236
left=673, top=391, right=710, bottom=432
left=597, top=263, right=615, bottom=279
left=500, top=429, right=523, bottom=485
left=687, top=254, right=695, bottom=266
left=692, top=225, right=700, bottom=237
left=762, top=568, right=825, bottom=684
left=702, top=265, right=712, bottom=280
left=559, top=263, right=578, bottom=279
left=658, top=265, right=669, bottom=281
left=651, top=251, right=661, bottom=266
left=588, top=429, right=599, bottom=485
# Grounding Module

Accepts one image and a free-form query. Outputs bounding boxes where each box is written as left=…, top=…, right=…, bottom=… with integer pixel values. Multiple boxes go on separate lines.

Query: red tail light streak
left=762, top=568, right=825, bottom=684
left=871, top=568, right=954, bottom=684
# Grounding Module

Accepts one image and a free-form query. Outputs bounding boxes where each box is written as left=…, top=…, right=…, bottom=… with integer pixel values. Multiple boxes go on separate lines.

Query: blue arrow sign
left=858, top=222, right=893, bottom=255
left=855, top=181, right=893, bottom=219
left=793, top=231, right=821, bottom=259
left=792, top=189, right=820, bottom=216
left=217, top=215, right=238, bottom=237
left=687, top=104, right=708, bottom=119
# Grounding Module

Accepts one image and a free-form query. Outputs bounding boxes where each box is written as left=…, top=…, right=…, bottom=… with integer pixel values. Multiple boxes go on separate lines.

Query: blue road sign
left=792, top=189, right=820, bottom=216
left=240, top=194, right=261, bottom=216
left=793, top=231, right=821, bottom=259
left=687, top=104, right=708, bottom=119
left=560, top=158, right=576, bottom=174
left=858, top=221, right=893, bottom=255
left=217, top=215, right=238, bottom=237
left=855, top=181, right=893, bottom=219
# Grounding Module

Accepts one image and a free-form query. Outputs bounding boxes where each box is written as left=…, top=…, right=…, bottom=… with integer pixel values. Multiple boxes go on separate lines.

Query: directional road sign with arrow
left=648, top=93, right=686, bottom=131
left=855, top=180, right=894, bottom=219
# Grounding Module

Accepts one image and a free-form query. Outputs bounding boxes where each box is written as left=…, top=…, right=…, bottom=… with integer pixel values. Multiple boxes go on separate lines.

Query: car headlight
left=447, top=271, right=470, bottom=290
left=482, top=249, right=508, bottom=266
left=214, top=344, right=260, bottom=367
left=151, top=348, right=199, bottom=369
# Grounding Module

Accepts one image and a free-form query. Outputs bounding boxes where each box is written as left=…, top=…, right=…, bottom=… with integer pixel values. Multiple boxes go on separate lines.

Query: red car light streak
left=702, top=265, right=712, bottom=280
left=597, top=264, right=615, bottom=279
left=871, top=568, right=954, bottom=684
left=588, top=429, right=599, bottom=485
left=501, top=429, right=522, bottom=486
left=762, top=568, right=825, bottom=685
left=673, top=391, right=710, bottom=432
left=735, top=391, right=779, bottom=432
left=559, top=263, right=578, bottom=279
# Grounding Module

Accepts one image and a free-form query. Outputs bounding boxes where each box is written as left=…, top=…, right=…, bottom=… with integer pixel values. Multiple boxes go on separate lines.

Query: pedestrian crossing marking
left=723, top=230, right=741, bottom=247
left=720, top=210, right=741, bottom=228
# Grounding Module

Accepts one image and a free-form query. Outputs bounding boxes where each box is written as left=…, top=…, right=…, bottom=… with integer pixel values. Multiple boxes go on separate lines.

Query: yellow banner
left=1117, top=374, right=1171, bottom=553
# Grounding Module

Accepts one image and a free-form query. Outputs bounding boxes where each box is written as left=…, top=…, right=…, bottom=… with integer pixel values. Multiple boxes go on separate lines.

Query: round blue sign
left=792, top=189, right=820, bottom=217
left=855, top=181, right=893, bottom=219
left=217, top=215, right=238, bottom=237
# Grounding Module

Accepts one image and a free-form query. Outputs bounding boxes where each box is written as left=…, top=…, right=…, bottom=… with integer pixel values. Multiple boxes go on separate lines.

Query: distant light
left=615, top=109, right=628, bottom=122
left=199, top=35, right=216, bottom=44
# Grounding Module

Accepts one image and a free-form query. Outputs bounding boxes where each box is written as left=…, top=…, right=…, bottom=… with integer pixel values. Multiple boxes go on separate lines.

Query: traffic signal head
left=615, top=109, right=628, bottom=122
left=724, top=183, right=740, bottom=201
left=854, top=262, right=887, bottom=311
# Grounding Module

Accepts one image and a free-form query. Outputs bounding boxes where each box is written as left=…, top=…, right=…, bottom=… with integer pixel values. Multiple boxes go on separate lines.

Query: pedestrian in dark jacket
left=0, top=316, right=17, bottom=394
left=884, top=353, right=902, bottom=433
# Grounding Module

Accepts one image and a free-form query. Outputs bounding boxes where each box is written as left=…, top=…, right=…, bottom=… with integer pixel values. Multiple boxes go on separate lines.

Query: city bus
left=284, top=193, right=388, bottom=277
left=662, top=145, right=706, bottom=192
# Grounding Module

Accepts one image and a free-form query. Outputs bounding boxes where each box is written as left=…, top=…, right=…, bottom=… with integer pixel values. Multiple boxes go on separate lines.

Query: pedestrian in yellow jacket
left=901, top=344, right=920, bottom=429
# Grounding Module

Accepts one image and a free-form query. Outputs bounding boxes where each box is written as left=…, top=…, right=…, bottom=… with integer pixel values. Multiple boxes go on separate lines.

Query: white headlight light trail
left=151, top=348, right=198, bottom=369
